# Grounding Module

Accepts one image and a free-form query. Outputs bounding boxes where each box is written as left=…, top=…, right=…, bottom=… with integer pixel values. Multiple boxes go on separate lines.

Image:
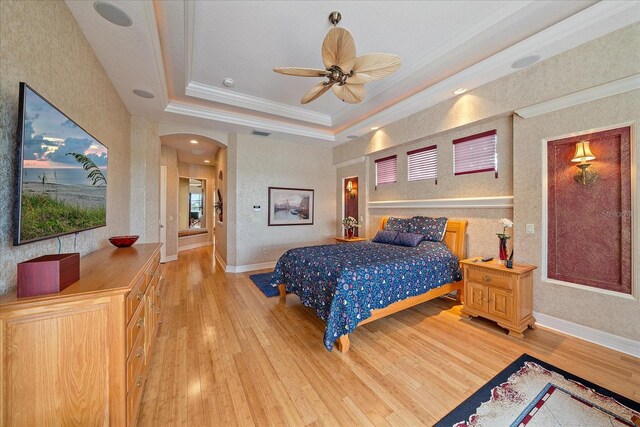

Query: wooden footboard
left=334, top=280, right=463, bottom=353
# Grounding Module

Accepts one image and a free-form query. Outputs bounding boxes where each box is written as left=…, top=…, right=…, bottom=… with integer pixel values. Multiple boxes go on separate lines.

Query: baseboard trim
left=214, top=251, right=226, bottom=271
left=178, top=241, right=212, bottom=253
left=225, top=261, right=277, bottom=273
left=161, top=254, right=178, bottom=263
left=534, top=311, right=640, bottom=358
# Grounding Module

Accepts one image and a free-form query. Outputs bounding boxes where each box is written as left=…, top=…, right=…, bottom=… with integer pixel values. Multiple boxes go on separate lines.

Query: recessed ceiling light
left=204, top=160, right=210, bottom=163
left=511, top=55, right=541, bottom=69
left=370, top=126, right=380, bottom=131
left=190, top=139, right=198, bottom=144
left=347, top=135, right=358, bottom=139
left=93, top=1, right=132, bottom=27
left=453, top=88, right=467, bottom=95
left=222, top=78, right=235, bottom=88
left=133, top=89, right=154, bottom=99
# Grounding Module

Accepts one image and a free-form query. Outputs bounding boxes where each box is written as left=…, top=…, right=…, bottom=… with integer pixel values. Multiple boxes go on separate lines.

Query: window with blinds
left=407, top=145, right=438, bottom=183
left=453, top=130, right=498, bottom=177
left=375, top=155, right=397, bottom=187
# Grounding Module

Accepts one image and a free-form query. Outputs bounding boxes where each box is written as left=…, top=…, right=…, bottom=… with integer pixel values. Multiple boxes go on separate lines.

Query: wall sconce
left=571, top=140, right=597, bottom=185
left=346, top=180, right=356, bottom=199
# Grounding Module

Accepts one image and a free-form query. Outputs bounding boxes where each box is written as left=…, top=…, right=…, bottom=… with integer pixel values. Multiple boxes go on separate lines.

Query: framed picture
left=268, top=187, right=314, bottom=226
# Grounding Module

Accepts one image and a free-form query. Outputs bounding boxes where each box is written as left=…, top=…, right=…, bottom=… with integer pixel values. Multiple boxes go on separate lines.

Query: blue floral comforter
left=270, top=240, right=462, bottom=350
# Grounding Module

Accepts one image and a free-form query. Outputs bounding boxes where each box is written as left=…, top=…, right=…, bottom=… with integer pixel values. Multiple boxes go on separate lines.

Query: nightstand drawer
left=467, top=268, right=513, bottom=290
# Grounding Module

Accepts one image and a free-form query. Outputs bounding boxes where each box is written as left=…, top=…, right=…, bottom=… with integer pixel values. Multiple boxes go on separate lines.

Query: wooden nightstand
left=460, top=258, right=536, bottom=339
left=334, top=236, right=367, bottom=243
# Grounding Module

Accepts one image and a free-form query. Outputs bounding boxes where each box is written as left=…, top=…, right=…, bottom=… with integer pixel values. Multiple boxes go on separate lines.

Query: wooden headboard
left=380, top=217, right=468, bottom=260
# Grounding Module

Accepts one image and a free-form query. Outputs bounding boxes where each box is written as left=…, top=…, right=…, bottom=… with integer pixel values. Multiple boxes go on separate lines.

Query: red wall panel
left=547, top=127, right=631, bottom=294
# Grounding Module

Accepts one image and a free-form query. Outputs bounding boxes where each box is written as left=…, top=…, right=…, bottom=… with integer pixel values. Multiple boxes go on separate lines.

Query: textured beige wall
left=514, top=90, right=640, bottom=341
left=335, top=24, right=640, bottom=164
left=214, top=146, right=228, bottom=263
left=130, top=116, right=160, bottom=243
left=232, top=134, right=336, bottom=267
left=368, top=116, right=512, bottom=201
left=177, top=161, right=215, bottom=249
left=0, top=0, right=131, bottom=293
left=160, top=146, right=178, bottom=258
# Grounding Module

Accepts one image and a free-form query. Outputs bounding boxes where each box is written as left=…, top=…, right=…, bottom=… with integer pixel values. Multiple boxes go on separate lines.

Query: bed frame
left=278, top=217, right=468, bottom=353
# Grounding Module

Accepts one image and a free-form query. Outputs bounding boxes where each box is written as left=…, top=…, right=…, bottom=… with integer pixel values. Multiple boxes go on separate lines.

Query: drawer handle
left=136, top=376, right=143, bottom=387
left=136, top=346, right=144, bottom=358
left=137, top=291, right=144, bottom=301
left=137, top=318, right=144, bottom=328
left=482, top=275, right=492, bottom=283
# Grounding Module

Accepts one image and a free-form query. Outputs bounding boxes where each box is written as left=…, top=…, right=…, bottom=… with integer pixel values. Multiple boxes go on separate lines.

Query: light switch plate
left=526, top=224, right=535, bottom=234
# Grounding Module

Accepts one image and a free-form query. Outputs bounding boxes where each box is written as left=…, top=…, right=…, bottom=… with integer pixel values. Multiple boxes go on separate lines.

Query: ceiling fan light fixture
left=273, top=11, right=401, bottom=105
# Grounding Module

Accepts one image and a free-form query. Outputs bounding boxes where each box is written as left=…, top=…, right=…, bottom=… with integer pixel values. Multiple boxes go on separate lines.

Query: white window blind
left=407, top=145, right=438, bottom=183
left=375, top=155, right=397, bottom=186
left=453, top=130, right=498, bottom=177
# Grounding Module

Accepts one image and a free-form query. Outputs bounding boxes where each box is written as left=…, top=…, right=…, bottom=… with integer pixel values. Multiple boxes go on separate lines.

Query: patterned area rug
left=436, top=354, right=640, bottom=427
left=249, top=272, right=279, bottom=297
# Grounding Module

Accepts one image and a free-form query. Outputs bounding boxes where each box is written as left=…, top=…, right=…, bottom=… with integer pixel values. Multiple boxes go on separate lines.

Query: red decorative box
left=17, top=253, right=80, bottom=298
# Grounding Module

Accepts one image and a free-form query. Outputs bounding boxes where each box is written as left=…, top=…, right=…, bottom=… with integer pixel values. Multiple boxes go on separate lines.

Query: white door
left=160, top=165, right=167, bottom=262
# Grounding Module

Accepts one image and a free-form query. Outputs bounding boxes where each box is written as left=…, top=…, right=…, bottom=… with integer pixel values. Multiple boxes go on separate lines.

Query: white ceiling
left=160, top=133, right=220, bottom=165
left=65, top=1, right=639, bottom=148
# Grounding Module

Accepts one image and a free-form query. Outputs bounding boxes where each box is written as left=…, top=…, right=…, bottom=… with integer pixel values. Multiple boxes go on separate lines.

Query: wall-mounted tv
left=14, top=83, right=108, bottom=245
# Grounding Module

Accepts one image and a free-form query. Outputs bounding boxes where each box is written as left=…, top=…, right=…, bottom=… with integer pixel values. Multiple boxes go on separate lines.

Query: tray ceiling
left=65, top=1, right=639, bottom=146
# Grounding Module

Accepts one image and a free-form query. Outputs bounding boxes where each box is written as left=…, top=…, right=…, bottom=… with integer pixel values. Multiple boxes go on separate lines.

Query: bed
left=272, top=217, right=468, bottom=352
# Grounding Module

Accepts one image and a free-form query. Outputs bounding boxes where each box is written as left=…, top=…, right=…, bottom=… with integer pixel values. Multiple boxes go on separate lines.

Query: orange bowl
left=108, top=235, right=139, bottom=248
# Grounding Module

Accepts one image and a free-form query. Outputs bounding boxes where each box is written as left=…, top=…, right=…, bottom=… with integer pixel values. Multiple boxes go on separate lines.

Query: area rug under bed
left=435, top=353, right=640, bottom=427
left=249, top=272, right=280, bottom=297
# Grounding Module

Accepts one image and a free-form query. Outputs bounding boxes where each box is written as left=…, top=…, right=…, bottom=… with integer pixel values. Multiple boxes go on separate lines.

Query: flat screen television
left=14, top=83, right=108, bottom=245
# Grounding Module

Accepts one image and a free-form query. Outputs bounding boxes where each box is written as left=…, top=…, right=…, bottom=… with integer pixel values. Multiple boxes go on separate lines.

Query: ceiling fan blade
left=332, top=83, right=364, bottom=104
left=301, top=82, right=334, bottom=104
left=273, top=67, right=330, bottom=77
left=322, top=27, right=356, bottom=72
left=348, top=53, right=401, bottom=84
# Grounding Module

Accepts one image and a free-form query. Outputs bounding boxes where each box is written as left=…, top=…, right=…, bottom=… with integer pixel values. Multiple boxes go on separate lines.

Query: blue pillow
left=392, top=232, right=424, bottom=247
left=372, top=230, right=398, bottom=244
left=408, top=216, right=448, bottom=242
left=384, top=217, right=410, bottom=232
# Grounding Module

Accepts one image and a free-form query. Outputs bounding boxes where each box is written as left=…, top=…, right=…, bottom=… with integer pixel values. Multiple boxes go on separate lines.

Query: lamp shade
left=571, top=141, right=596, bottom=163
left=346, top=180, right=353, bottom=192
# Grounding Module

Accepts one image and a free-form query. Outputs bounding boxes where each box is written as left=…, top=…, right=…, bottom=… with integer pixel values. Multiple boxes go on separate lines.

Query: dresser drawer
left=126, top=330, right=146, bottom=393
left=466, top=267, right=514, bottom=290
left=126, top=273, right=149, bottom=320
left=126, top=366, right=146, bottom=427
left=126, top=302, right=146, bottom=355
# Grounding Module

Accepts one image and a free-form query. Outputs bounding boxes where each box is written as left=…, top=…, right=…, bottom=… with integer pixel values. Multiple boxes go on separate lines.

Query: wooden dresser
left=0, top=243, right=162, bottom=426
left=460, top=258, right=536, bottom=339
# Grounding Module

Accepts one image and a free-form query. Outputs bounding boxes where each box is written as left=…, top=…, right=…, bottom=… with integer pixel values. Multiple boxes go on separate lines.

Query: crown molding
left=164, top=102, right=336, bottom=141
left=515, top=74, right=640, bottom=119
left=141, top=2, right=169, bottom=107
left=185, top=81, right=332, bottom=126
left=334, top=1, right=640, bottom=142
left=368, top=196, right=514, bottom=210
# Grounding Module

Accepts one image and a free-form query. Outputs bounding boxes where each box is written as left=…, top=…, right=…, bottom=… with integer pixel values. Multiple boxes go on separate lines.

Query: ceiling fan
left=273, top=11, right=401, bottom=105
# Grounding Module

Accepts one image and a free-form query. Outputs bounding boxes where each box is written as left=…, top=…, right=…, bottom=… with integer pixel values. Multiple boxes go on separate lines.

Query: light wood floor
left=138, top=246, right=639, bottom=426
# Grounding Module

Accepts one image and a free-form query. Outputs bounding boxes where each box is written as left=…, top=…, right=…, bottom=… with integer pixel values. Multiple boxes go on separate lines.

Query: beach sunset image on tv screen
left=16, top=84, right=108, bottom=244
